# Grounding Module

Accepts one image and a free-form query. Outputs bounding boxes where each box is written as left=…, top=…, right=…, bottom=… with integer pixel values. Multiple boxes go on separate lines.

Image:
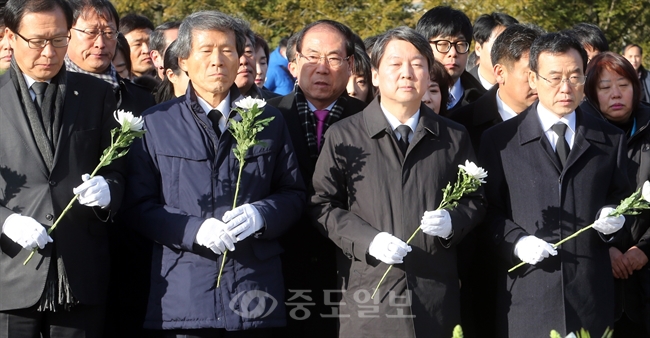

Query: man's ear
left=371, top=67, right=379, bottom=88
left=475, top=42, right=483, bottom=58
left=494, top=63, right=506, bottom=85
left=528, top=70, right=537, bottom=90
left=179, top=57, right=188, bottom=73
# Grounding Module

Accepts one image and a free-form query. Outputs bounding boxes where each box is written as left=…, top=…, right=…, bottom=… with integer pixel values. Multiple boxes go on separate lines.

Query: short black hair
left=363, top=34, right=382, bottom=55
left=570, top=23, right=609, bottom=53
left=119, top=13, right=154, bottom=35
left=150, top=21, right=180, bottom=54
left=295, top=20, right=355, bottom=58
left=351, top=43, right=374, bottom=104
left=472, top=12, right=518, bottom=45
left=416, top=6, right=473, bottom=43
left=254, top=34, right=270, bottom=61
left=278, top=37, right=289, bottom=49
left=68, top=0, right=119, bottom=29
left=286, top=33, right=298, bottom=62
left=371, top=26, right=434, bottom=73
left=529, top=32, right=587, bottom=74
left=623, top=43, right=642, bottom=56
left=491, top=24, right=544, bottom=67
left=4, top=0, right=73, bottom=33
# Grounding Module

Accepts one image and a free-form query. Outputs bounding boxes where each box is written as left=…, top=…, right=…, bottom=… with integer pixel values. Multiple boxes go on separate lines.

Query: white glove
left=195, top=218, right=236, bottom=255
left=420, top=209, right=453, bottom=238
left=2, top=214, right=53, bottom=250
left=368, top=232, right=412, bottom=265
left=592, top=207, right=625, bottom=235
left=514, top=235, right=557, bottom=265
left=72, top=174, right=111, bottom=208
left=223, top=204, right=264, bottom=241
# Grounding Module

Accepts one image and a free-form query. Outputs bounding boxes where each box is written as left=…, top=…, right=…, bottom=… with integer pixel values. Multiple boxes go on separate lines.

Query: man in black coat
left=447, top=23, right=543, bottom=338
left=0, top=0, right=125, bottom=335
left=416, top=6, right=486, bottom=116
left=267, top=19, right=366, bottom=338
left=64, top=1, right=157, bottom=335
left=480, top=32, right=630, bottom=337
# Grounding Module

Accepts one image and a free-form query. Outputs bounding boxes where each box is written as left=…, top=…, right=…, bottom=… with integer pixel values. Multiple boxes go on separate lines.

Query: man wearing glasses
left=66, top=0, right=155, bottom=116
left=416, top=6, right=486, bottom=115
left=0, top=0, right=126, bottom=336
left=479, top=32, right=630, bottom=337
left=267, top=19, right=367, bottom=338
left=65, top=2, right=156, bottom=336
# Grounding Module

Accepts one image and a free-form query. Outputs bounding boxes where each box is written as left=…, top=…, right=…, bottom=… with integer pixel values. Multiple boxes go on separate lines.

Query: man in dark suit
left=451, top=24, right=543, bottom=152
left=0, top=0, right=125, bottom=336
left=64, top=2, right=156, bottom=335
left=416, top=6, right=487, bottom=116
left=468, top=12, right=518, bottom=91
left=267, top=19, right=366, bottom=338
left=480, top=32, right=630, bottom=337
left=310, top=27, right=485, bottom=338
left=449, top=23, right=544, bottom=337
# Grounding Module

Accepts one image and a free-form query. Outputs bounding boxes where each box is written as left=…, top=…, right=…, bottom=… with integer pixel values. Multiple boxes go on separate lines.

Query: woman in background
left=347, top=44, right=374, bottom=104
left=422, top=60, right=452, bottom=115
left=154, top=40, right=189, bottom=103
left=581, top=51, right=650, bottom=338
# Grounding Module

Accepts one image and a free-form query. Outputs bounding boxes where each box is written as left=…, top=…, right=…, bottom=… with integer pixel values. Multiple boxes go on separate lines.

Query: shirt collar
left=196, top=92, right=231, bottom=119
left=23, top=74, right=51, bottom=88
left=495, top=89, right=518, bottom=121
left=307, top=100, right=336, bottom=112
left=477, top=69, right=494, bottom=90
left=380, top=102, right=420, bottom=137
left=536, top=102, right=576, bottom=134
left=448, top=77, right=464, bottom=107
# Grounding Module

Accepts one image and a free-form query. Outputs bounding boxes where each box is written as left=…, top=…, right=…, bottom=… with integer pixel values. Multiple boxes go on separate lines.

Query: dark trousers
left=160, top=328, right=271, bottom=338
left=0, top=304, right=105, bottom=338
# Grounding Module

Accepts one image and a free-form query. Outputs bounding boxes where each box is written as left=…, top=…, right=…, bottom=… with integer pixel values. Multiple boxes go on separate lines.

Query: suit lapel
left=279, top=92, right=314, bottom=171
left=0, top=74, right=49, bottom=176
left=564, top=108, right=601, bottom=171
left=518, top=105, right=563, bottom=172
left=52, top=73, right=81, bottom=169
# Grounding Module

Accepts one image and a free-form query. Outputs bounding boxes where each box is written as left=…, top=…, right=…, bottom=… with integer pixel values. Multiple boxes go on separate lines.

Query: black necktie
left=396, top=125, right=411, bottom=155
left=31, top=82, right=48, bottom=113
left=208, top=109, right=222, bottom=139
left=551, top=123, right=570, bottom=168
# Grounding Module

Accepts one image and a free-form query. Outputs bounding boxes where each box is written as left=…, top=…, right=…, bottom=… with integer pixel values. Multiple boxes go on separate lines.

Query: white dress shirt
left=197, top=92, right=231, bottom=133
left=495, top=89, right=518, bottom=122
left=380, top=103, right=420, bottom=143
left=477, top=69, right=494, bottom=90
left=536, top=102, right=576, bottom=151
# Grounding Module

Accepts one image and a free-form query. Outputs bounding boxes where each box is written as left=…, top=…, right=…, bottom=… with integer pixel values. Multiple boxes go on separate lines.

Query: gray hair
left=371, top=26, right=434, bottom=72
left=176, top=11, right=245, bottom=59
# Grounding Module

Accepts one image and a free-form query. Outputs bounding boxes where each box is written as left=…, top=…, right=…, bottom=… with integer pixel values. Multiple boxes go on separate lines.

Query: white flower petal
left=113, top=109, right=144, bottom=131
left=642, top=180, right=650, bottom=203
left=458, top=160, right=487, bottom=183
left=235, top=96, right=266, bottom=110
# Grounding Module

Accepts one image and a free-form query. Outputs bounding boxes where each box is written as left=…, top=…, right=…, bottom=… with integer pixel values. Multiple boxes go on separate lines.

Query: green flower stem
left=23, top=129, right=132, bottom=265
left=216, top=163, right=244, bottom=287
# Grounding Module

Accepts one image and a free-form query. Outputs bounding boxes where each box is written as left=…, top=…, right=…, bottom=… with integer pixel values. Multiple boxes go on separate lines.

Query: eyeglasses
left=429, top=40, right=470, bottom=54
left=71, top=27, right=118, bottom=41
left=536, top=73, right=586, bottom=87
left=14, top=31, right=70, bottom=49
left=297, top=52, right=350, bottom=68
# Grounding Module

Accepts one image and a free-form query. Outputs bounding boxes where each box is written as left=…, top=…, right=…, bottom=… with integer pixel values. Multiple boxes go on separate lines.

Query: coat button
left=45, top=214, right=54, bottom=221
left=49, top=180, right=56, bottom=186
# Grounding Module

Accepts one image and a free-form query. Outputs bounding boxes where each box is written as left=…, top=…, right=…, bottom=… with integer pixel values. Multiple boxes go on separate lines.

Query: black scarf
left=295, top=87, right=345, bottom=159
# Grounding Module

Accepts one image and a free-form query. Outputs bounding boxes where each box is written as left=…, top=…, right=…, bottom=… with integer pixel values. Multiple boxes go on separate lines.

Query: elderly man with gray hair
left=123, top=10, right=306, bottom=337
left=310, top=26, right=485, bottom=338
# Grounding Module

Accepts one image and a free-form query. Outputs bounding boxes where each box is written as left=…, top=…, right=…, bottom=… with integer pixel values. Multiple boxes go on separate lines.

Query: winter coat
left=479, top=103, right=631, bottom=337
left=310, top=97, right=486, bottom=338
left=123, top=84, right=306, bottom=331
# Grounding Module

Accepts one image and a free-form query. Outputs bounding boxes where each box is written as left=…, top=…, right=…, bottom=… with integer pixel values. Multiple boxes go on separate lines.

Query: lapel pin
left=74, top=91, right=79, bottom=96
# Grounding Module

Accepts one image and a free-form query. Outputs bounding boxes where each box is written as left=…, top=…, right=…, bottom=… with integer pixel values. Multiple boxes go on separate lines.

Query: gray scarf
left=9, top=57, right=65, bottom=170
left=9, top=57, right=77, bottom=311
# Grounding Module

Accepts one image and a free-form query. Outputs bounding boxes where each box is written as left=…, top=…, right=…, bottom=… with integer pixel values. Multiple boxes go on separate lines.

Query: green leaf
left=550, top=330, right=562, bottom=338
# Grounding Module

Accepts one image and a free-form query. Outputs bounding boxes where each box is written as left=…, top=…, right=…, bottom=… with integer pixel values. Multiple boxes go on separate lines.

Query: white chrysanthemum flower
left=642, top=180, right=650, bottom=203
left=458, top=160, right=488, bottom=183
left=235, top=96, right=266, bottom=110
left=113, top=109, right=144, bottom=131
